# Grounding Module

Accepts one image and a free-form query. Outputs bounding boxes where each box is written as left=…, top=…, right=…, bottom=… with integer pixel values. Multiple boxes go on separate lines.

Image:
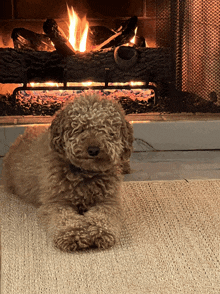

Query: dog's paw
left=92, top=229, right=116, bottom=249
left=54, top=225, right=116, bottom=252
left=54, top=227, right=94, bottom=252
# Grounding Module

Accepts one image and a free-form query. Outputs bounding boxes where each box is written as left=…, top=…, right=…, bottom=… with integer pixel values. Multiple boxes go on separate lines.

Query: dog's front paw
left=54, top=225, right=116, bottom=252
left=54, top=227, right=94, bottom=252
left=92, top=229, right=116, bottom=249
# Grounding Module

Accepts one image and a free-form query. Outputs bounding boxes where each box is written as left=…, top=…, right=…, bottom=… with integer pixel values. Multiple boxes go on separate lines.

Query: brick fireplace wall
left=0, top=0, right=167, bottom=48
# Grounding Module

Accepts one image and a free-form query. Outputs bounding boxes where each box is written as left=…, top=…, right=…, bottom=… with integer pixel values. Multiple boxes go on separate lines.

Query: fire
left=67, top=5, right=89, bottom=52
left=130, top=27, right=138, bottom=44
left=30, top=82, right=60, bottom=87
left=29, top=12, right=143, bottom=89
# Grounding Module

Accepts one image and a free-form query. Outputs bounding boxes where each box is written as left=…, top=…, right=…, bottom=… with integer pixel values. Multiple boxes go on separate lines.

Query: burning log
left=133, top=36, right=146, bottom=48
left=0, top=47, right=173, bottom=87
left=93, top=16, right=138, bottom=51
left=114, top=46, right=138, bottom=69
left=11, top=28, right=55, bottom=52
left=43, top=19, right=75, bottom=56
left=88, top=26, right=115, bottom=47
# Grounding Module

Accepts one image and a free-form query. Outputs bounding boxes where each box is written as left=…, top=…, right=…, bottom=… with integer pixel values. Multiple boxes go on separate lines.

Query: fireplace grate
left=12, top=82, right=158, bottom=106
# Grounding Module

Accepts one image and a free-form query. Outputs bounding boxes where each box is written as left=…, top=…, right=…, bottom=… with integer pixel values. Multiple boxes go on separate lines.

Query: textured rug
left=1, top=180, right=220, bottom=294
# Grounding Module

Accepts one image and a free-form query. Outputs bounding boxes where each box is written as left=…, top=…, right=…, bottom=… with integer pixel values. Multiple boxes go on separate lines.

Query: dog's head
left=49, top=94, right=133, bottom=172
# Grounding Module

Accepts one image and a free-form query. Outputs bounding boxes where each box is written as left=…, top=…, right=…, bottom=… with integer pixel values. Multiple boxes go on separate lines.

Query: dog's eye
left=110, top=132, right=114, bottom=137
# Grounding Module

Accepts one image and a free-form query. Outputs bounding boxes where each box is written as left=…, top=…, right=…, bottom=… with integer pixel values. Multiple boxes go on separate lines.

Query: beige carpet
left=1, top=180, right=220, bottom=294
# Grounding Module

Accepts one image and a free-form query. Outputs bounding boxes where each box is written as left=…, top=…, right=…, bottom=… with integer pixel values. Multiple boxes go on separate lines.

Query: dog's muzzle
left=87, top=146, right=100, bottom=157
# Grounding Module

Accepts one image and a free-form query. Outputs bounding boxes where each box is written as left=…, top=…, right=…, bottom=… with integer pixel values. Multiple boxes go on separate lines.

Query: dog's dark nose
left=87, top=146, right=100, bottom=157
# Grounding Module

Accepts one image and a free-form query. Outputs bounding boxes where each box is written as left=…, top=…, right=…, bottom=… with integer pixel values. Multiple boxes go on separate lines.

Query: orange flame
left=130, top=27, right=137, bottom=44
left=67, top=5, right=89, bottom=52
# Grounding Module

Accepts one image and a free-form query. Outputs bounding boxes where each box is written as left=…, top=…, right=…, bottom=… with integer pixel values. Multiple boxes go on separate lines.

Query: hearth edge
left=1, top=113, right=220, bottom=156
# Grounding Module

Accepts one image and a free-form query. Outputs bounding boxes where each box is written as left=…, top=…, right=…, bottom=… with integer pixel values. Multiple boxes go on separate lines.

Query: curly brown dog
left=1, top=94, right=133, bottom=252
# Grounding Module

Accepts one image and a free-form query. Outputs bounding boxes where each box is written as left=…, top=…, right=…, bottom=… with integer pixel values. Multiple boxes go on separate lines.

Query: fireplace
left=0, top=0, right=220, bottom=116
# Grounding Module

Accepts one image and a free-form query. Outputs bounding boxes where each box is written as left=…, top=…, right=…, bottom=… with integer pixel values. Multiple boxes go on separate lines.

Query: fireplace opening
left=0, top=0, right=220, bottom=116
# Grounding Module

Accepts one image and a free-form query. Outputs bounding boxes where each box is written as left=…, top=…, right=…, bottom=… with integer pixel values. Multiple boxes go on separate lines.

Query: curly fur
left=1, top=94, right=134, bottom=252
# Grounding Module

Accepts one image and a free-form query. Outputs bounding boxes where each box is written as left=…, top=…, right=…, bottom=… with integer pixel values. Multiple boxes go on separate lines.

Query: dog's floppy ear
left=49, top=109, right=66, bottom=155
left=115, top=102, right=134, bottom=161
left=121, top=119, right=134, bottom=160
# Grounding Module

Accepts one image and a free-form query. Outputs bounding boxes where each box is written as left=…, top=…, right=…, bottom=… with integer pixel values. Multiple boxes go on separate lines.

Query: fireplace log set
left=0, top=47, right=172, bottom=85
left=0, top=16, right=174, bottom=99
left=12, top=16, right=139, bottom=55
left=11, top=28, right=55, bottom=52
left=43, top=19, right=75, bottom=55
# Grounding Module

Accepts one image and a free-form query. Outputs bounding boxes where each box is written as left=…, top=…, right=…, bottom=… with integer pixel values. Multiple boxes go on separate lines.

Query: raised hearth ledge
left=1, top=113, right=220, bottom=155
left=0, top=113, right=220, bottom=126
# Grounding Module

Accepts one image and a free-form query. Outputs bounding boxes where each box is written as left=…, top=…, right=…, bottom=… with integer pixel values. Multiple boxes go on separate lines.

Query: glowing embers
left=17, top=81, right=154, bottom=104
left=17, top=88, right=154, bottom=106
